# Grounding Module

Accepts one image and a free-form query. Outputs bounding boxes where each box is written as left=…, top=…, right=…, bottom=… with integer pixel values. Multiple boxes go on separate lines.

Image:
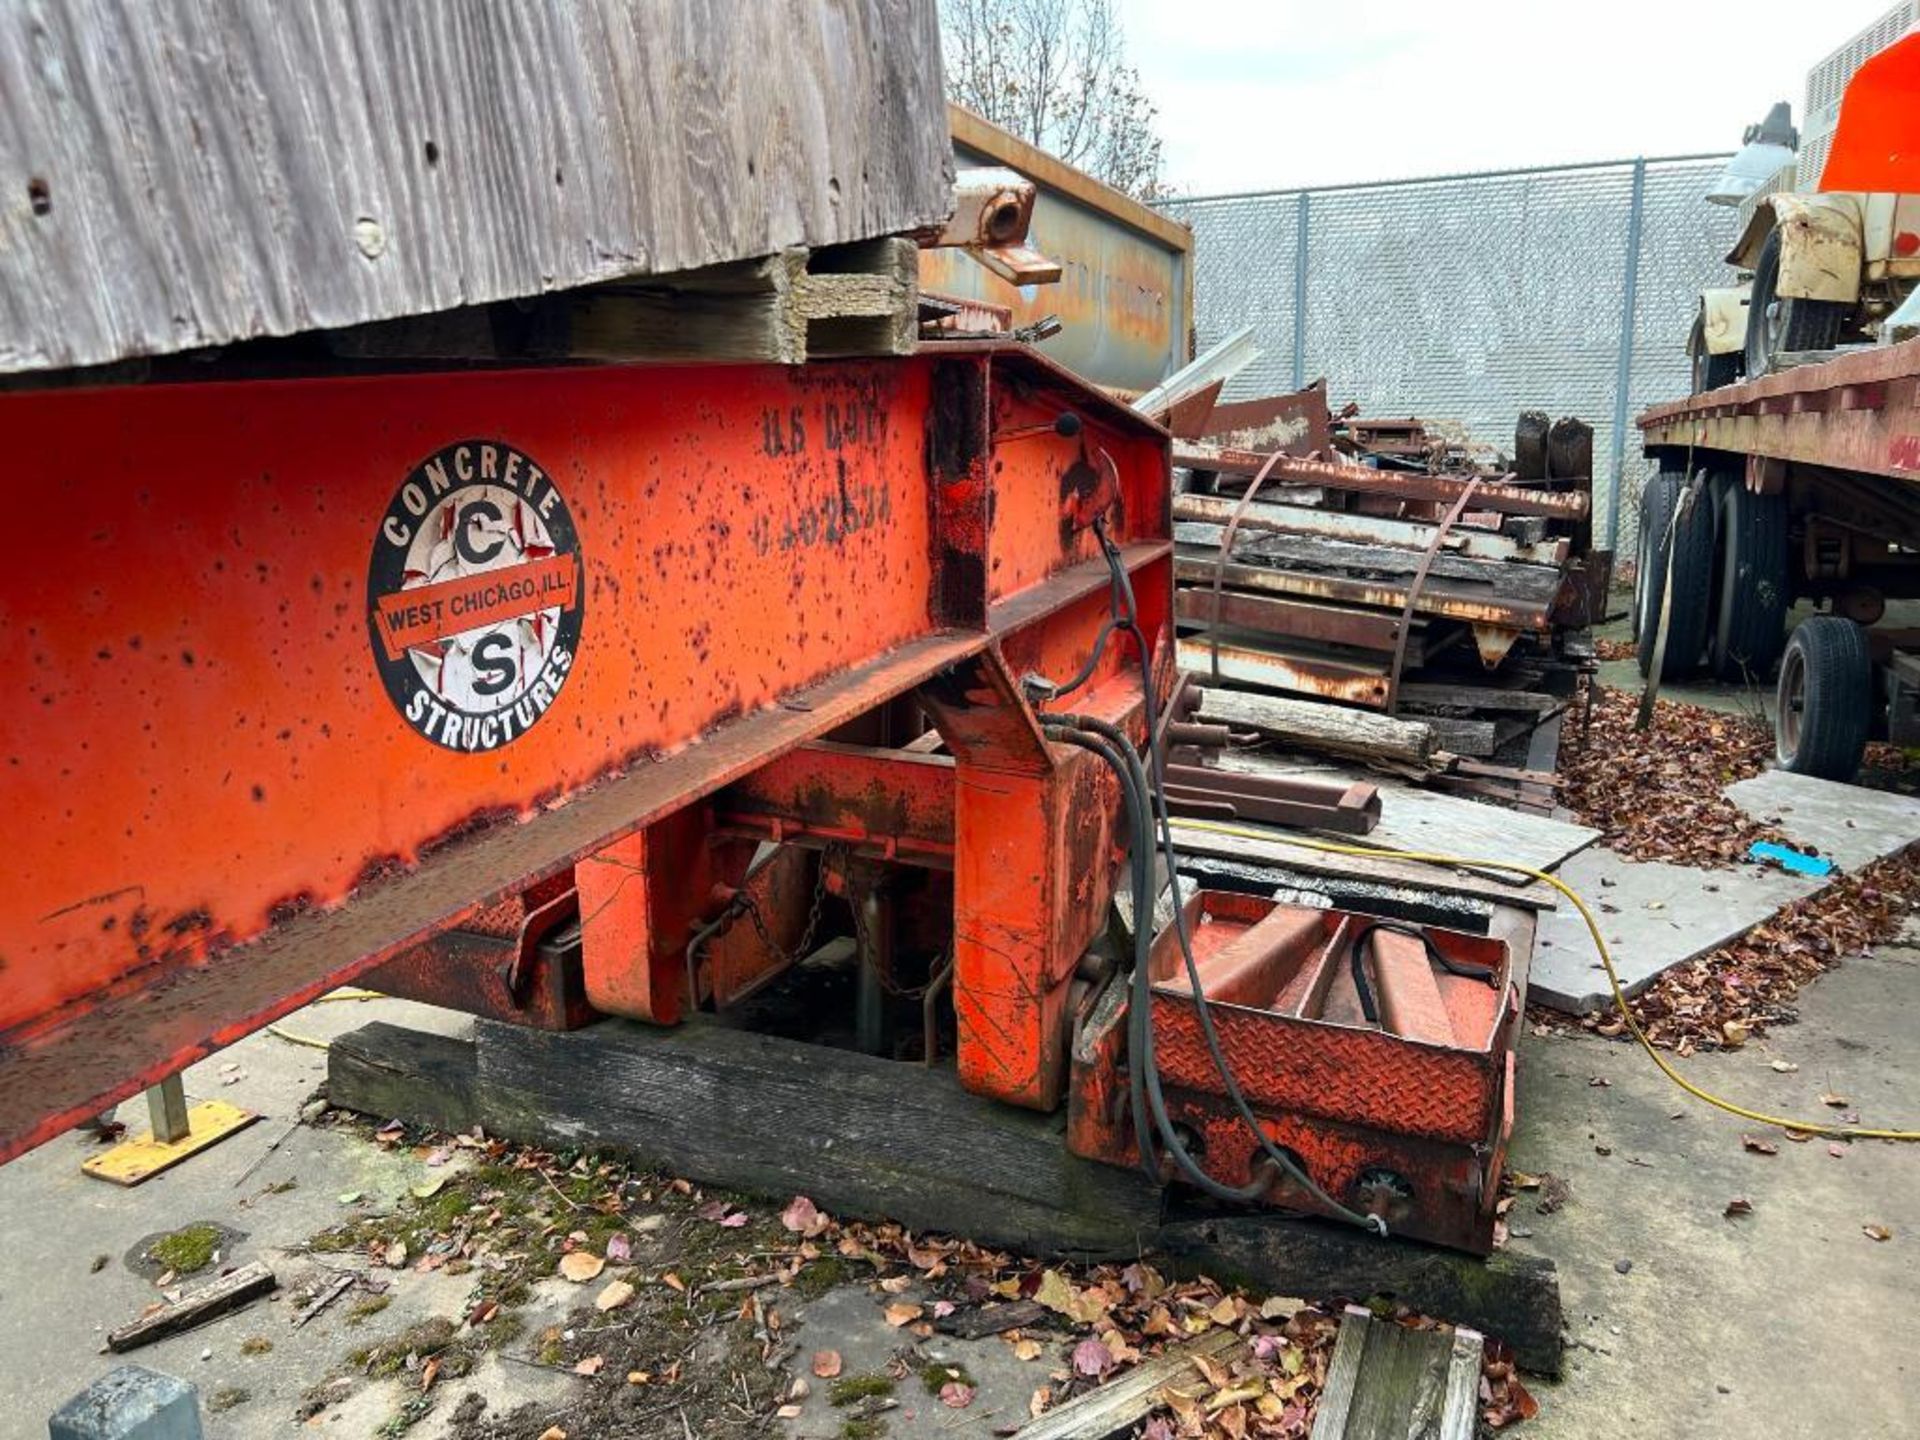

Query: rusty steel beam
left=0, top=342, right=1172, bottom=1163
left=1176, top=443, right=1591, bottom=520
left=1173, top=637, right=1391, bottom=709
left=1173, top=587, right=1407, bottom=653
left=710, top=741, right=957, bottom=866
left=1639, top=338, right=1920, bottom=486
left=1172, top=491, right=1568, bottom=566
left=1173, top=554, right=1554, bottom=632
left=1160, top=762, right=1381, bottom=835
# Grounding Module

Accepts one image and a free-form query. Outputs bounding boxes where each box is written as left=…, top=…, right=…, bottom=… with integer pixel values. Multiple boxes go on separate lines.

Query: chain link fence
left=1161, top=156, right=1741, bottom=554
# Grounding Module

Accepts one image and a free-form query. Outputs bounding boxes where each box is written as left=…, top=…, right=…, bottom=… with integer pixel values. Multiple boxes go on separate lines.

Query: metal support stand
left=147, top=1075, right=190, bottom=1145
left=82, top=1073, right=259, bottom=1187
left=854, top=881, right=893, bottom=1058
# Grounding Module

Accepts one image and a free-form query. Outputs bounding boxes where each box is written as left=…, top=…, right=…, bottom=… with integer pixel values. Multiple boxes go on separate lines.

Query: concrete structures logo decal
left=368, top=440, right=584, bottom=752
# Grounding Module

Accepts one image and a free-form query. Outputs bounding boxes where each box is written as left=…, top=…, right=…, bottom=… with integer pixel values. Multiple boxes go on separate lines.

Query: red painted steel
left=1068, top=891, right=1522, bottom=1252
left=0, top=344, right=1172, bottom=1162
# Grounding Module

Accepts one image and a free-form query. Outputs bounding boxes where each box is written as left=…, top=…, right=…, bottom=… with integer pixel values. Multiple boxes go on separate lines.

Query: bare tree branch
left=939, top=0, right=1165, bottom=199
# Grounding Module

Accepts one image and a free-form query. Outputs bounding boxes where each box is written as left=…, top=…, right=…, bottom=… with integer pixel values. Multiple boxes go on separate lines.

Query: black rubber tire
left=1636, top=467, right=1714, bottom=679
left=1689, top=312, right=1742, bottom=393
left=1709, top=481, right=1790, bottom=680
left=1631, top=469, right=1678, bottom=645
left=1744, top=227, right=1845, bottom=377
left=1775, top=616, right=1871, bottom=780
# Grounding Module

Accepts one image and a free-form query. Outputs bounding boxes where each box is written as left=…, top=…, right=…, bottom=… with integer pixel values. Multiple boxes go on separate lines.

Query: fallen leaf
left=558, top=1251, right=605, bottom=1283
left=337, top=1191, right=363, bottom=1205
left=939, top=1381, right=975, bottom=1409
left=538, top=1429, right=567, bottom=1440
left=811, top=1350, right=842, bottom=1379
left=1033, top=1268, right=1106, bottom=1324
left=595, top=1280, right=635, bottom=1312
left=420, top=1356, right=440, bottom=1393
left=1012, top=1338, right=1043, bottom=1362
left=780, top=1195, right=830, bottom=1237
left=1769, top=1060, right=1799, bottom=1073
left=719, top=1212, right=749, bottom=1228
left=1740, top=1135, right=1778, bottom=1156
left=626, top=1371, right=650, bottom=1386
left=605, top=1233, right=632, bottom=1263
left=931, top=1299, right=955, bottom=1318
left=383, top=1240, right=407, bottom=1268
left=1864, top=1224, right=1894, bottom=1242
left=787, top=1378, right=809, bottom=1401
left=1820, top=1092, right=1851, bottom=1108
left=884, top=1301, right=922, bottom=1327
left=573, top=1355, right=603, bottom=1376
left=775, top=1404, right=802, bottom=1420
left=1071, top=1336, right=1112, bottom=1376
left=1828, top=1143, right=1847, bottom=1158
left=1720, top=1021, right=1747, bottom=1048
left=878, top=1274, right=912, bottom=1294
left=1259, top=1295, right=1305, bottom=1319
left=1029, top=1386, right=1051, bottom=1419
left=1782, top=1128, right=1814, bottom=1142
left=660, top=1271, right=685, bottom=1292
left=1723, top=1197, right=1753, bottom=1218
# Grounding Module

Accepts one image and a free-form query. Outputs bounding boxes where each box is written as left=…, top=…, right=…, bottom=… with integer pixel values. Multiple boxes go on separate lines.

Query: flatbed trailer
left=1636, top=338, right=1920, bottom=777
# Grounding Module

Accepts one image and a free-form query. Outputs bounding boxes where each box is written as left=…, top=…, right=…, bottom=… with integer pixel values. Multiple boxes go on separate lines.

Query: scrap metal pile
left=1159, top=385, right=1605, bottom=809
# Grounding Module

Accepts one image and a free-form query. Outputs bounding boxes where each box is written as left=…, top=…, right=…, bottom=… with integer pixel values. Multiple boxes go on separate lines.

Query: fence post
left=1291, top=191, right=1309, bottom=391
left=1606, top=157, right=1648, bottom=552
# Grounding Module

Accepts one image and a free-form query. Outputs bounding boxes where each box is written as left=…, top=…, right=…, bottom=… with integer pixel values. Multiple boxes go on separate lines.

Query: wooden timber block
left=472, top=1017, right=1161, bottom=1258
left=1311, top=1305, right=1481, bottom=1440
left=327, top=1022, right=481, bottom=1135
left=332, top=237, right=919, bottom=367
left=327, top=1018, right=1162, bottom=1259
left=1161, top=1214, right=1562, bottom=1377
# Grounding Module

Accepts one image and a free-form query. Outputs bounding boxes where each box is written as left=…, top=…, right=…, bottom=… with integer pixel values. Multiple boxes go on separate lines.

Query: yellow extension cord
left=1173, top=819, right=1920, bottom=1143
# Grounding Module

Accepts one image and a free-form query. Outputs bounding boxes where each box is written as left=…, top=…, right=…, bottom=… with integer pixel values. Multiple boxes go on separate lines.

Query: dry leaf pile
left=1591, top=636, right=1637, bottom=662
left=1574, top=849, right=1920, bottom=1051
left=1559, top=686, right=1780, bottom=865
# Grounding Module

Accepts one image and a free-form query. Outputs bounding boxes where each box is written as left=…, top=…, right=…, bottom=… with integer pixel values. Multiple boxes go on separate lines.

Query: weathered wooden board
left=107, top=1261, right=276, bottom=1352
left=328, top=1022, right=481, bottom=1135
left=1206, top=752, right=1600, bottom=876
left=0, top=0, right=953, bottom=374
left=332, top=1017, right=1167, bottom=1259
left=1013, top=1329, right=1247, bottom=1439
left=1163, top=1215, right=1561, bottom=1377
left=1193, top=687, right=1435, bottom=767
left=1310, top=1305, right=1481, bottom=1440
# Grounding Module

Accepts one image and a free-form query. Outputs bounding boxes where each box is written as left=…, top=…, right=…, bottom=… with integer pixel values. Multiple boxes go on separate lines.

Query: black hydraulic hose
left=1083, top=524, right=1389, bottom=1236
left=1045, top=723, right=1267, bottom=1204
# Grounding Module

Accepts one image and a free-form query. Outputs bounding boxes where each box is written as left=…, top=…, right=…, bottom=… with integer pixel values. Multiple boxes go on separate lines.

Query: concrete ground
left=1510, top=927, right=1920, bottom=1439
left=0, top=994, right=1083, bottom=1439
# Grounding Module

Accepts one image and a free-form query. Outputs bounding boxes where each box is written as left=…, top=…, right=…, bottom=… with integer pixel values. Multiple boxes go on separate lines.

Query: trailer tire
left=1744, top=228, right=1845, bottom=377
left=1775, top=616, right=1870, bottom=780
left=1631, top=469, right=1677, bottom=645
left=1710, top=481, right=1789, bottom=681
left=1636, top=467, right=1713, bottom=679
left=1689, top=312, right=1741, bottom=393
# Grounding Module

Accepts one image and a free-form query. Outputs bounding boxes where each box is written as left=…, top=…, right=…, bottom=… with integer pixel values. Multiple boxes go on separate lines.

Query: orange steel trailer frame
left=0, top=342, right=1171, bottom=1163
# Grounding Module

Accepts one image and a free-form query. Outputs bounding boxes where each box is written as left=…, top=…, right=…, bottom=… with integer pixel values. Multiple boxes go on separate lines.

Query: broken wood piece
left=1193, top=687, right=1435, bottom=767
left=291, top=1271, right=357, bottom=1329
left=1310, top=1305, right=1483, bottom=1440
left=1012, top=1327, right=1246, bottom=1438
left=933, top=1298, right=1048, bottom=1340
left=107, top=1260, right=275, bottom=1352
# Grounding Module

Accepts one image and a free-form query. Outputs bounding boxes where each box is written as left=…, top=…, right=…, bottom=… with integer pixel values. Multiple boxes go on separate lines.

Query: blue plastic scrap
left=1748, top=840, right=1835, bottom=877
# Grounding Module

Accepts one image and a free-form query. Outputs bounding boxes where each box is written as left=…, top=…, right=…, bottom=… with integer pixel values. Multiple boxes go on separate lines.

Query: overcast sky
left=1117, top=0, right=1904, bottom=195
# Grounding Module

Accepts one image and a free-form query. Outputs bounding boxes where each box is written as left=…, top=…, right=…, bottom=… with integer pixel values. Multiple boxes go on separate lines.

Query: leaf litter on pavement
left=296, top=1111, right=1526, bottom=1437
left=1549, top=687, right=1920, bottom=1052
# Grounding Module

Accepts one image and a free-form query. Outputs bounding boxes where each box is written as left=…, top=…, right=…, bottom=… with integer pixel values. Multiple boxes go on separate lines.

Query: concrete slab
left=1725, top=770, right=1920, bottom=873
left=1509, top=940, right=1920, bottom=1439
left=1529, top=848, right=1821, bottom=1013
